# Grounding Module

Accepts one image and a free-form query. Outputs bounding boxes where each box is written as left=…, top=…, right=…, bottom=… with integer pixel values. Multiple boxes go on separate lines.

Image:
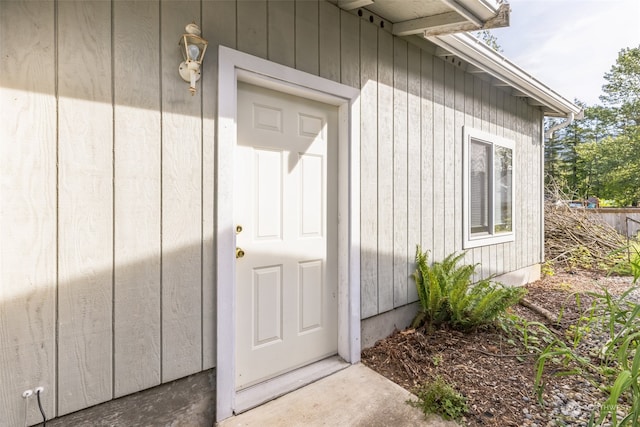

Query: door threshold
left=234, top=356, right=350, bottom=414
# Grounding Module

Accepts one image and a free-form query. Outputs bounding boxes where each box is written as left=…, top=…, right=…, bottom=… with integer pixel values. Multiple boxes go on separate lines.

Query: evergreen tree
left=546, top=46, right=640, bottom=206
left=600, top=46, right=640, bottom=130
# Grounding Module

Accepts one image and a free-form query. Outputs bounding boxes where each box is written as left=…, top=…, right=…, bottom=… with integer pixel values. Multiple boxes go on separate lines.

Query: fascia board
left=454, top=0, right=502, bottom=20
left=428, top=32, right=582, bottom=116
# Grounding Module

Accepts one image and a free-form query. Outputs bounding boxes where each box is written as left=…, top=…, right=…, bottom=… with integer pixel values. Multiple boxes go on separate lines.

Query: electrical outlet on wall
left=35, top=386, right=44, bottom=394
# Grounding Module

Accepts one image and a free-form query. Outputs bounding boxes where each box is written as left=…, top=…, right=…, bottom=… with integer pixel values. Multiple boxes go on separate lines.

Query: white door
left=235, top=82, right=339, bottom=390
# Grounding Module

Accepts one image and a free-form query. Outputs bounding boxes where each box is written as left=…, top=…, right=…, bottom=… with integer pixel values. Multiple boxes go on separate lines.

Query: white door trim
left=216, top=46, right=361, bottom=422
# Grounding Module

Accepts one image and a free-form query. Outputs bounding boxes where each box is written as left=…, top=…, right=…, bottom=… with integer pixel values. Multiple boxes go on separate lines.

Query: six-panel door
left=235, top=82, right=339, bottom=390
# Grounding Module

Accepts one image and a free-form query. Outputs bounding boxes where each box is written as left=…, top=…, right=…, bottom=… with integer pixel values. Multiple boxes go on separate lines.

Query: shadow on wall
left=46, top=369, right=216, bottom=427
left=0, top=239, right=215, bottom=427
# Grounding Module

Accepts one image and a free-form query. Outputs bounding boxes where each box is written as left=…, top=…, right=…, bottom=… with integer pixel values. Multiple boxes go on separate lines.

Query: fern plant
left=412, top=246, right=526, bottom=331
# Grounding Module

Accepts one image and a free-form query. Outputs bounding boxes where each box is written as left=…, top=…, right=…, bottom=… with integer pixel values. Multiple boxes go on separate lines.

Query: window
left=463, top=127, right=515, bottom=248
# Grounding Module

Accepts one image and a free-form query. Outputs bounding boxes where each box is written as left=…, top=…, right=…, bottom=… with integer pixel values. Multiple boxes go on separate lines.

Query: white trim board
left=216, top=46, right=361, bottom=422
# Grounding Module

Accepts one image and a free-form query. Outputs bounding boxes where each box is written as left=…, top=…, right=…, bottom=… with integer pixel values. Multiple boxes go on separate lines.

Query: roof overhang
left=427, top=32, right=582, bottom=117
left=333, top=0, right=581, bottom=119
left=335, top=0, right=510, bottom=36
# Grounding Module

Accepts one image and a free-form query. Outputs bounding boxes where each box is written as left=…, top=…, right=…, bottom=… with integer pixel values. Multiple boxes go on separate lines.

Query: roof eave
left=336, top=0, right=510, bottom=37
left=427, top=32, right=582, bottom=117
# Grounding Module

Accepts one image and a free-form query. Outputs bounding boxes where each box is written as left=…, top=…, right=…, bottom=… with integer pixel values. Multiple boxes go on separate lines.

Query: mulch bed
left=361, top=271, right=635, bottom=426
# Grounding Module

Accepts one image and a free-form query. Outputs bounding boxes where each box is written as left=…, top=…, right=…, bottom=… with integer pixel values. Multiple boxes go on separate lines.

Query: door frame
left=216, top=46, right=361, bottom=422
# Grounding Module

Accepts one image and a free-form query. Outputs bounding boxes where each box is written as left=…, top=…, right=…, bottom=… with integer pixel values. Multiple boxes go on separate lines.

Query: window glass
left=494, top=146, right=512, bottom=233
left=470, top=139, right=490, bottom=235
left=464, top=127, right=515, bottom=248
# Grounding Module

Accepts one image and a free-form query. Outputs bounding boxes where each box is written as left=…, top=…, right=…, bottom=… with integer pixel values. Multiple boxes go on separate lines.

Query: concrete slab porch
left=217, top=364, right=458, bottom=427
left=44, top=363, right=457, bottom=426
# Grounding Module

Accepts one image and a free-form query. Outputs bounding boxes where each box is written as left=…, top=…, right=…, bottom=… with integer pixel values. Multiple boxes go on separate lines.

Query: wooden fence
left=588, top=208, right=640, bottom=238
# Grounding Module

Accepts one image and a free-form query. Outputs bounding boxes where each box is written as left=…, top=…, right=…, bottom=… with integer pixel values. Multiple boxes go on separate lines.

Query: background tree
left=545, top=46, right=640, bottom=206
left=474, top=29, right=502, bottom=53
left=600, top=47, right=640, bottom=130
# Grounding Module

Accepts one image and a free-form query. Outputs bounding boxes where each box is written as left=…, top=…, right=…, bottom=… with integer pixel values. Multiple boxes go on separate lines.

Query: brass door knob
left=236, top=247, right=245, bottom=259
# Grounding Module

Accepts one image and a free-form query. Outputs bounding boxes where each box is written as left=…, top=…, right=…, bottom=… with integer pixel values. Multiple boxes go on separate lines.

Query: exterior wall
left=0, top=0, right=543, bottom=425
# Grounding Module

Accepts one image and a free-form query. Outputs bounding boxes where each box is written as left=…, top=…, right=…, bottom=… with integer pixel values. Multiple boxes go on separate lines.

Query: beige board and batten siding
left=0, top=2, right=57, bottom=426
left=0, top=1, right=542, bottom=425
left=0, top=0, right=214, bottom=423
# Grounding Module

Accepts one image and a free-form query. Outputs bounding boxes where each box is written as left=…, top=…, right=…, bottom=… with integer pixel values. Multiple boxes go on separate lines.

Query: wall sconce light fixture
left=178, top=22, right=208, bottom=96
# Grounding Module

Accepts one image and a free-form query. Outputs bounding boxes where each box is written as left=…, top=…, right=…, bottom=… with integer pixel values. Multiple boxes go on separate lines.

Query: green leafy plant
left=533, top=257, right=640, bottom=426
left=411, top=246, right=526, bottom=330
left=408, top=377, right=468, bottom=421
left=432, top=354, right=443, bottom=367
left=630, top=243, right=640, bottom=284
left=499, top=314, right=557, bottom=361
left=541, top=260, right=556, bottom=277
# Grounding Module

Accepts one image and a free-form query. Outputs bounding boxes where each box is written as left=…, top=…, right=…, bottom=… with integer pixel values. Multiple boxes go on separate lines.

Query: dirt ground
left=361, top=270, right=636, bottom=426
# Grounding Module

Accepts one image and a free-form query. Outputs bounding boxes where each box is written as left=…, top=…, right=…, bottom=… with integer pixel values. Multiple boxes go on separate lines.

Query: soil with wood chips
left=361, top=270, right=636, bottom=426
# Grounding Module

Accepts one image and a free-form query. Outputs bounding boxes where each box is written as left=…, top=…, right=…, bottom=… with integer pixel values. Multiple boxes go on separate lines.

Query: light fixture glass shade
left=179, top=33, right=208, bottom=64
left=178, top=23, right=208, bottom=95
left=188, top=44, right=200, bottom=61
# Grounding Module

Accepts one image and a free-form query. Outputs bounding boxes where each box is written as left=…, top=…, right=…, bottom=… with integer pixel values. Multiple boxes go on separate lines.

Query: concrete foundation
left=47, top=370, right=215, bottom=427
left=361, top=302, right=420, bottom=350
left=494, top=263, right=541, bottom=287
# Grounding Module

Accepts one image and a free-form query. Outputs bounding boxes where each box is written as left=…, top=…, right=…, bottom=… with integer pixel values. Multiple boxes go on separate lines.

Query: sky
left=489, top=0, right=640, bottom=106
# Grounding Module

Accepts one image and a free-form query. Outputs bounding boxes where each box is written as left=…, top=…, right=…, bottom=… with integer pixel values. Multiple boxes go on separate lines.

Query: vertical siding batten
left=0, top=1, right=57, bottom=424
left=453, top=67, right=464, bottom=257
left=527, top=106, right=534, bottom=266
left=202, top=0, right=237, bottom=373
left=377, top=28, right=394, bottom=313
left=532, top=107, right=542, bottom=266
left=420, top=51, right=434, bottom=262
left=268, top=0, right=295, bottom=68
left=319, top=1, right=341, bottom=82
left=359, top=19, right=378, bottom=318
left=237, top=1, right=267, bottom=59
left=339, top=10, right=360, bottom=89
left=406, top=43, right=421, bottom=303
left=487, top=85, right=497, bottom=275
left=392, top=37, right=408, bottom=308
left=431, top=57, right=445, bottom=262
left=443, top=61, right=455, bottom=257
left=462, top=72, right=474, bottom=269
left=57, top=0, right=114, bottom=415
left=295, top=0, right=320, bottom=75
left=495, top=88, right=506, bottom=275
left=160, top=0, right=203, bottom=383
left=516, top=98, right=525, bottom=270
left=113, top=0, right=162, bottom=398
left=479, top=80, right=491, bottom=279
left=470, top=75, right=482, bottom=280
left=535, top=108, right=544, bottom=265
left=507, top=93, right=518, bottom=273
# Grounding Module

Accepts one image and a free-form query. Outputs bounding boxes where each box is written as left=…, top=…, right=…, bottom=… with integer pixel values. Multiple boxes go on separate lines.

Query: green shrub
left=408, top=377, right=468, bottom=421
left=411, top=246, right=526, bottom=330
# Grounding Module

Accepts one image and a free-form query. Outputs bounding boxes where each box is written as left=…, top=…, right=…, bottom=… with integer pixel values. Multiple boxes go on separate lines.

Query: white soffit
left=335, top=0, right=510, bottom=37
left=427, top=32, right=582, bottom=117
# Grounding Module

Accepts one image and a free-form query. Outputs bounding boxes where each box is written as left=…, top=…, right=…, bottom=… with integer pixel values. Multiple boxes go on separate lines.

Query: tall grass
left=533, top=246, right=640, bottom=426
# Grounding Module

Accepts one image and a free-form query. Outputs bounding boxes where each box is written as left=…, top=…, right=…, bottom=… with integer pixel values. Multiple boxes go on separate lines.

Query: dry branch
left=545, top=185, right=627, bottom=271
left=519, top=298, right=557, bottom=323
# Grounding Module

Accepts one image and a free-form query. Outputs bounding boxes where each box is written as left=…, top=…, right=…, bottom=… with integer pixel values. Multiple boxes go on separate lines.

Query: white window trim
left=462, top=126, right=516, bottom=249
